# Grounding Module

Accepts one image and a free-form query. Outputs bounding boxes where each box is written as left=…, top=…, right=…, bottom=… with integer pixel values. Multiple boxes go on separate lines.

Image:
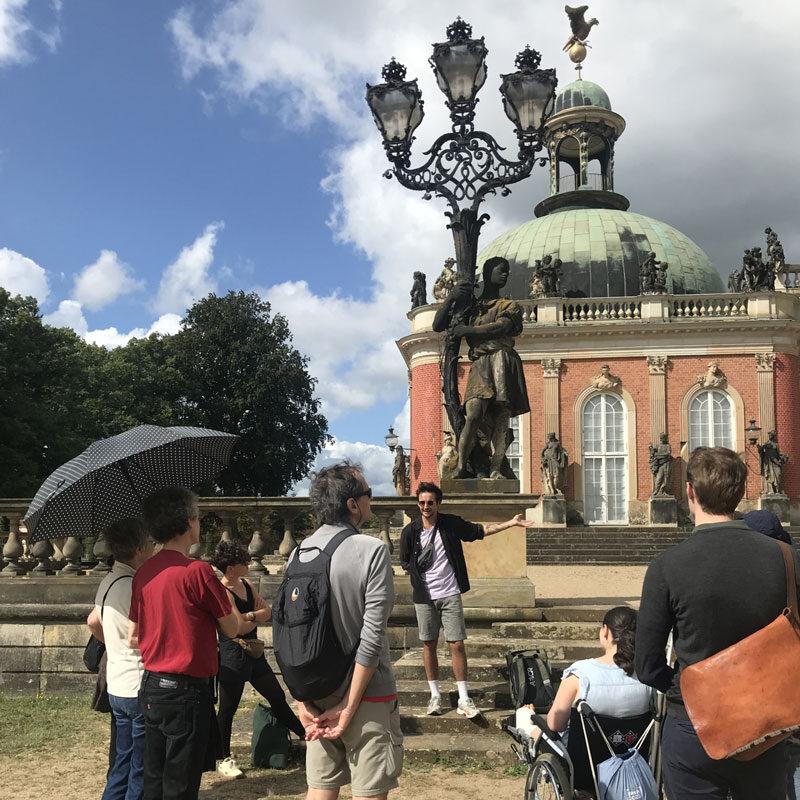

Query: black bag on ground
left=272, top=528, right=358, bottom=702
left=251, top=704, right=290, bottom=769
left=506, top=648, right=556, bottom=711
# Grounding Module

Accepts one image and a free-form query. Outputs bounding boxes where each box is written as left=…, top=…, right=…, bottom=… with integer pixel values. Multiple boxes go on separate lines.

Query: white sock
left=428, top=680, right=441, bottom=699
left=457, top=681, right=469, bottom=702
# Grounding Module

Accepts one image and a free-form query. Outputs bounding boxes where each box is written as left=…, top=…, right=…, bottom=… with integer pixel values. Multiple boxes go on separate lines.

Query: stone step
left=400, top=706, right=507, bottom=735
left=537, top=605, right=618, bottom=622
left=490, top=621, right=599, bottom=640
left=395, top=680, right=511, bottom=710
left=401, top=731, right=516, bottom=764
left=464, top=637, right=599, bottom=661
left=393, top=653, right=571, bottom=682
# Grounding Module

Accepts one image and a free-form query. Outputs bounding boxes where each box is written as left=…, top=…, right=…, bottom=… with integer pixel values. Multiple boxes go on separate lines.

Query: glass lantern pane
left=434, top=43, right=483, bottom=101
left=503, top=75, right=553, bottom=131
left=370, top=87, right=414, bottom=141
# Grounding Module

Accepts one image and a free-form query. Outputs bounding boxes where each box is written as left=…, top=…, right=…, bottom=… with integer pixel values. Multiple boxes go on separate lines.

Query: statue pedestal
left=648, top=496, right=677, bottom=526
left=441, top=477, right=520, bottom=495
left=758, top=494, right=790, bottom=524
left=528, top=496, right=566, bottom=528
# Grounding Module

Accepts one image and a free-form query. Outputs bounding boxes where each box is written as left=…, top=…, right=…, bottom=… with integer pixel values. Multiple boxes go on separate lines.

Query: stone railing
left=518, top=291, right=800, bottom=326
left=776, top=265, right=800, bottom=291
left=0, top=496, right=421, bottom=577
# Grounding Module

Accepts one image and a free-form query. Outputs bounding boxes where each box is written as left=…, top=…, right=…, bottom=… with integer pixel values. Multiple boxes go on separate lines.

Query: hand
left=450, top=324, right=470, bottom=338
left=510, top=513, right=537, bottom=529
left=297, top=702, right=324, bottom=740
left=312, top=700, right=357, bottom=740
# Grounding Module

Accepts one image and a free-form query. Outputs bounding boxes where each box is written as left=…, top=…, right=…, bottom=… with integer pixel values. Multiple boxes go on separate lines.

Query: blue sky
left=2, top=0, right=799, bottom=494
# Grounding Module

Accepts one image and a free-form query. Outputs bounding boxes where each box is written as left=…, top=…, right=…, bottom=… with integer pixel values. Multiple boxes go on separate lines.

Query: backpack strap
left=322, top=527, right=357, bottom=558
left=779, top=541, right=799, bottom=619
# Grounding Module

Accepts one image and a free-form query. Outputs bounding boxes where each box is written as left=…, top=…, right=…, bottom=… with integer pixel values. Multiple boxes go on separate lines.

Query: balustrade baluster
left=279, top=514, right=299, bottom=559
left=248, top=513, right=268, bottom=576
left=91, top=535, right=112, bottom=575
left=376, top=512, right=394, bottom=554
left=1, top=515, right=24, bottom=576
left=59, top=535, right=84, bottom=575
left=30, top=538, right=55, bottom=574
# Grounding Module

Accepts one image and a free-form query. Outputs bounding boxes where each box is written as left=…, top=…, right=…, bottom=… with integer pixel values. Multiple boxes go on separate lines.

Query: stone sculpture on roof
left=410, top=271, right=427, bottom=309
left=639, top=252, right=667, bottom=294
left=432, top=258, right=457, bottom=302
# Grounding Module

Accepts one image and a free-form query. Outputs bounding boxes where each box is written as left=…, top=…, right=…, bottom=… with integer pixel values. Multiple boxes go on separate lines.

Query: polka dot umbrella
left=23, top=424, right=240, bottom=543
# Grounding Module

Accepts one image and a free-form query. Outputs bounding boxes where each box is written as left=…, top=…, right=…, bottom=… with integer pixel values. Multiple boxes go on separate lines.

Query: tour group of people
left=88, top=447, right=798, bottom=800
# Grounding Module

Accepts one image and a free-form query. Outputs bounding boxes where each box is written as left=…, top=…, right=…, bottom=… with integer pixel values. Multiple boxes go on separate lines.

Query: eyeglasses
left=418, top=500, right=437, bottom=507
left=352, top=487, right=373, bottom=500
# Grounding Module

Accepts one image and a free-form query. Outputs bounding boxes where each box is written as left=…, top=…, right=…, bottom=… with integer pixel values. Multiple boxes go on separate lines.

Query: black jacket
left=399, top=513, right=484, bottom=603
left=635, top=520, right=800, bottom=716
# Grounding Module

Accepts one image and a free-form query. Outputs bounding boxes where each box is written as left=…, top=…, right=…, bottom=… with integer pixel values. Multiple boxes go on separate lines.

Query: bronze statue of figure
left=758, top=431, right=788, bottom=496
left=541, top=256, right=563, bottom=296
left=392, top=445, right=409, bottom=496
left=541, top=432, right=568, bottom=496
left=649, top=433, right=674, bottom=497
left=433, top=256, right=529, bottom=480
left=653, top=260, right=668, bottom=293
left=639, top=252, right=662, bottom=294
left=410, top=271, right=427, bottom=309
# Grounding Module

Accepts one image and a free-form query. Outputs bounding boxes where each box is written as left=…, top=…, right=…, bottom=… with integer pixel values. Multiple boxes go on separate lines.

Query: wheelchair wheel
left=525, top=753, right=572, bottom=800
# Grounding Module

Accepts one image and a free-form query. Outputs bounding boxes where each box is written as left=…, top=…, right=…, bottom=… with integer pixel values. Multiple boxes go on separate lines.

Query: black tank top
left=221, top=579, right=257, bottom=642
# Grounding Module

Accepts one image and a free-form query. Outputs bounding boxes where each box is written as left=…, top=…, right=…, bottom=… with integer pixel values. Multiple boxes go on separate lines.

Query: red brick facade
left=410, top=352, right=794, bottom=504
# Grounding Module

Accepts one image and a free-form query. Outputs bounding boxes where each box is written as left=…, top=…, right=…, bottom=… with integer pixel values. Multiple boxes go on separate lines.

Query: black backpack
left=272, top=528, right=358, bottom=701
left=506, top=648, right=557, bottom=711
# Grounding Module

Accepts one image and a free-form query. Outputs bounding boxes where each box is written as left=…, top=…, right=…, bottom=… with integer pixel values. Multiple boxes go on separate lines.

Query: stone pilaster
left=755, top=353, right=777, bottom=442
left=647, top=356, right=669, bottom=444
left=541, top=358, right=563, bottom=438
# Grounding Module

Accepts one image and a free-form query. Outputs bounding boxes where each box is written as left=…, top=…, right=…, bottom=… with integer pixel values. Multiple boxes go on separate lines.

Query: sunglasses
left=352, top=487, right=373, bottom=500
left=418, top=500, right=438, bottom=507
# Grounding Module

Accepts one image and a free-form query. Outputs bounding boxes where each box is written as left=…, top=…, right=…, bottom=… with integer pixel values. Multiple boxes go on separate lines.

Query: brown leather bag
left=681, top=541, right=800, bottom=761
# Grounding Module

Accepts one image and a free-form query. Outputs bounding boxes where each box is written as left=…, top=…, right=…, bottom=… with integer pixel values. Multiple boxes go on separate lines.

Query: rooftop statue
left=738, top=244, right=775, bottom=293
left=432, top=258, right=457, bottom=302
left=410, top=271, right=427, bottom=310
left=639, top=252, right=667, bottom=294
left=564, top=5, right=599, bottom=69
left=433, top=256, right=529, bottom=480
left=765, top=227, right=785, bottom=272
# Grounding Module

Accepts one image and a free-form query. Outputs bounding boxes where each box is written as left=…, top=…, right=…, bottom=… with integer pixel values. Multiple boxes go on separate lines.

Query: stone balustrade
left=0, top=495, right=423, bottom=577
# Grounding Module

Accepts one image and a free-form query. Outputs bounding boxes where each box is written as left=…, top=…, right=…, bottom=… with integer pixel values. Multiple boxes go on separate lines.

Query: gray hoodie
left=295, top=523, right=396, bottom=699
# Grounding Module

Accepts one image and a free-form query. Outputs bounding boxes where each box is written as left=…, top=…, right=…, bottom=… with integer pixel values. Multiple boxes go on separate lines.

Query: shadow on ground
left=199, top=765, right=307, bottom=800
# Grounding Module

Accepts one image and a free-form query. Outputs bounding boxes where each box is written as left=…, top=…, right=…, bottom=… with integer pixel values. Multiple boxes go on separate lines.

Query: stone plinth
left=441, top=478, right=520, bottom=495
left=758, top=494, right=790, bottom=524
left=649, top=496, right=677, bottom=526
left=528, top=496, right=566, bottom=528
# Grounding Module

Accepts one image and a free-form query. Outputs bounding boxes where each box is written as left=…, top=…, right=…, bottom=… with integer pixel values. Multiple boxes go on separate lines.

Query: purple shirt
left=420, top=526, right=460, bottom=600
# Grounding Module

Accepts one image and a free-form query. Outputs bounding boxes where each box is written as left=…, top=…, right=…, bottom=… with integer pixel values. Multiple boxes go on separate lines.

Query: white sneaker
left=427, top=695, right=443, bottom=716
left=217, top=757, right=243, bottom=778
left=457, top=697, right=482, bottom=719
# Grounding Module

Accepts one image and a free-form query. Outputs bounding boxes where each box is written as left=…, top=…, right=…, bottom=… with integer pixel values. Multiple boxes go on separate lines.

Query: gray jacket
left=295, top=523, right=396, bottom=699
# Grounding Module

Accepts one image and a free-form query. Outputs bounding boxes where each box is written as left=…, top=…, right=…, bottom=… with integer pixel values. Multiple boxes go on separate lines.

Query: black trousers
left=217, top=657, right=305, bottom=757
left=661, top=713, right=789, bottom=799
left=138, top=672, right=215, bottom=800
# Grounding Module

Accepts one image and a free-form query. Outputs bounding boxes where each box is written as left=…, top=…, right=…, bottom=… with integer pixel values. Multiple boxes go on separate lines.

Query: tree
left=172, top=291, right=329, bottom=495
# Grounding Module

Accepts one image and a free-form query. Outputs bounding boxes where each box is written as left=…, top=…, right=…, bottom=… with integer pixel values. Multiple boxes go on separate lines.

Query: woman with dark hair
left=211, top=540, right=305, bottom=778
left=522, top=606, right=652, bottom=740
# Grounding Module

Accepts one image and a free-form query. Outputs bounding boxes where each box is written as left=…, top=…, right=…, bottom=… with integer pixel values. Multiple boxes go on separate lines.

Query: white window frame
left=582, top=393, right=628, bottom=524
left=688, top=390, right=735, bottom=453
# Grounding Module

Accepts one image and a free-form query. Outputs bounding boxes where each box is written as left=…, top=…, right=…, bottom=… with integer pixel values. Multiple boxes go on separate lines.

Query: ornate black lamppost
left=366, top=18, right=557, bottom=280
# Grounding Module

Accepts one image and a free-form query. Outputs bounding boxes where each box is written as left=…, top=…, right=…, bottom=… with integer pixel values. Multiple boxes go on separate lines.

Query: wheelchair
left=502, top=700, right=663, bottom=800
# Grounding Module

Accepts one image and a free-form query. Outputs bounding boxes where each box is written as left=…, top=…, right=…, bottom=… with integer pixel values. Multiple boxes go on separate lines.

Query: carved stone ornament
left=541, top=358, right=563, bottom=378
left=591, top=364, right=621, bottom=391
left=646, top=355, right=669, bottom=375
left=436, top=431, right=459, bottom=481
left=695, top=361, right=727, bottom=389
left=755, top=353, right=777, bottom=373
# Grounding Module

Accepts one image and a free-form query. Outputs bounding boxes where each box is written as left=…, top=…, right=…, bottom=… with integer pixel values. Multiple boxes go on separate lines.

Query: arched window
left=688, top=390, right=734, bottom=452
left=582, top=393, right=628, bottom=523
left=506, top=416, right=521, bottom=481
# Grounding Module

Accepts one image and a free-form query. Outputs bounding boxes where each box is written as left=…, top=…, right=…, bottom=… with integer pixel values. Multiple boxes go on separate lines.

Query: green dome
left=478, top=207, right=723, bottom=299
left=554, top=79, right=611, bottom=113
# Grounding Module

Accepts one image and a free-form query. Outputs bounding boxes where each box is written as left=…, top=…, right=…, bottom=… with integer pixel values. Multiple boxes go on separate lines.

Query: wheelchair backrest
left=567, top=705, right=654, bottom=792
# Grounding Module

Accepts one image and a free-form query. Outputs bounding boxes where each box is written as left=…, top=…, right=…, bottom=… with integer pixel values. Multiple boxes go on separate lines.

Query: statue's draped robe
left=463, top=297, right=530, bottom=417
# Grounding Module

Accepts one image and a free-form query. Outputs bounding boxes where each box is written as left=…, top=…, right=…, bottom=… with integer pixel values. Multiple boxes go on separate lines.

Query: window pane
left=689, top=390, right=733, bottom=451
left=506, top=416, right=521, bottom=481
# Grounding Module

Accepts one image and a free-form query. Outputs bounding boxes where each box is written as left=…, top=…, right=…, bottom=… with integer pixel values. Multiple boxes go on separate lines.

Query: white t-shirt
left=94, top=562, right=142, bottom=698
left=420, top=526, right=460, bottom=600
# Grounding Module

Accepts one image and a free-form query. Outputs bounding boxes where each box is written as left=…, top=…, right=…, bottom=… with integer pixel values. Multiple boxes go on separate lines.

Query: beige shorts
left=306, top=698, right=404, bottom=797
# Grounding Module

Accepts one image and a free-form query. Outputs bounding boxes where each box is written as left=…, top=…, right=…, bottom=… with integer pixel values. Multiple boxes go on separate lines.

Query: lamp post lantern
left=366, top=18, right=557, bottom=280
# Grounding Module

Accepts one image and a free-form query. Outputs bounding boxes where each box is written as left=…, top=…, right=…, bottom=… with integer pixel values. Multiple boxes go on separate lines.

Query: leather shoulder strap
left=779, top=541, right=799, bottom=619
left=100, top=574, right=133, bottom=619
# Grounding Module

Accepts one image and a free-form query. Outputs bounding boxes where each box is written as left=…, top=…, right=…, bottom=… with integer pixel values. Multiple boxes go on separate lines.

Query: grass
left=0, top=693, right=108, bottom=755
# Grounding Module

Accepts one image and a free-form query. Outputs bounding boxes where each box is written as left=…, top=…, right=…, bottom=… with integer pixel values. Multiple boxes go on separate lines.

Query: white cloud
left=0, top=246, right=49, bottom=303
left=154, top=222, right=223, bottom=314
left=291, top=438, right=395, bottom=497
left=0, top=0, right=61, bottom=66
left=171, top=0, right=800, bottom=432
left=43, top=301, right=183, bottom=349
left=72, top=249, right=144, bottom=311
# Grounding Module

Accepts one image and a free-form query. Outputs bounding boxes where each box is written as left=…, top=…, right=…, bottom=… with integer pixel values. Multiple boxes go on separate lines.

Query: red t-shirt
left=129, top=549, right=231, bottom=678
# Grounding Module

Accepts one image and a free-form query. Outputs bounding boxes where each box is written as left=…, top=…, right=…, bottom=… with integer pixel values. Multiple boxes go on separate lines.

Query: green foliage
left=172, top=291, right=330, bottom=496
left=0, top=288, right=329, bottom=498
